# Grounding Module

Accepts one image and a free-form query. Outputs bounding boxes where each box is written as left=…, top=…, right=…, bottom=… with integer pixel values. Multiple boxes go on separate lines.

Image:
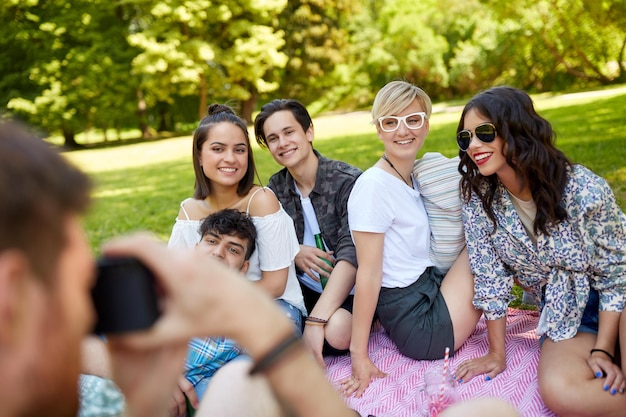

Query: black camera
left=91, top=256, right=160, bottom=334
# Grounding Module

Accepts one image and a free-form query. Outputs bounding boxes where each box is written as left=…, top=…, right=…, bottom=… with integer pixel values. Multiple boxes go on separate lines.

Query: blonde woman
left=341, top=81, right=480, bottom=398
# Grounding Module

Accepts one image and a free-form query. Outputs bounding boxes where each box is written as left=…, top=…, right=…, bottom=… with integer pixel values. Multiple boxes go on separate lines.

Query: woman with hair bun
left=169, top=104, right=305, bottom=329
left=167, top=104, right=307, bottom=406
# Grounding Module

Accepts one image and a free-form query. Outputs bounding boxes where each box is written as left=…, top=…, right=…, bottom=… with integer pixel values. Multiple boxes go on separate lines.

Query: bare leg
left=617, top=310, right=626, bottom=364
left=196, top=359, right=285, bottom=417
left=539, top=332, right=626, bottom=417
left=439, top=397, right=520, bottom=417
left=325, top=308, right=352, bottom=351
left=439, top=248, right=482, bottom=351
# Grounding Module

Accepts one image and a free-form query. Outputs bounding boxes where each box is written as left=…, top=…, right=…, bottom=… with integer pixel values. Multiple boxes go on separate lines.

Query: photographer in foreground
left=0, top=120, right=353, bottom=417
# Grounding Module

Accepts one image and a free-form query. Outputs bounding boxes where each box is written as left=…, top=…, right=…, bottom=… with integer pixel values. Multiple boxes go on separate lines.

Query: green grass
left=63, top=86, right=626, bottom=256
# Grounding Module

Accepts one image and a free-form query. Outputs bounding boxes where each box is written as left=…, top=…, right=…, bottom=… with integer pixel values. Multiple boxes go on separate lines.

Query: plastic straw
left=438, top=347, right=450, bottom=405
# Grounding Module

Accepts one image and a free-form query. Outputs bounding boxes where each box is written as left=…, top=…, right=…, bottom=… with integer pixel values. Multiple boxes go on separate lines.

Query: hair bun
left=207, top=103, right=235, bottom=116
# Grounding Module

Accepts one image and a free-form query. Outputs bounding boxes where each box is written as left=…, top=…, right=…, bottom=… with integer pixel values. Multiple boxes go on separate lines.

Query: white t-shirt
left=348, top=167, right=433, bottom=288
left=168, top=196, right=306, bottom=315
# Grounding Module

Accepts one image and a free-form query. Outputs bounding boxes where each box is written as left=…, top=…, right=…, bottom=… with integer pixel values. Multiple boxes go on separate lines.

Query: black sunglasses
left=456, top=123, right=497, bottom=151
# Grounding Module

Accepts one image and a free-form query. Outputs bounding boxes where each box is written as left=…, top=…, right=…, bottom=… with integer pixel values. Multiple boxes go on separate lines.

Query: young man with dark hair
left=183, top=209, right=258, bottom=404
left=196, top=208, right=257, bottom=271
left=254, top=99, right=362, bottom=366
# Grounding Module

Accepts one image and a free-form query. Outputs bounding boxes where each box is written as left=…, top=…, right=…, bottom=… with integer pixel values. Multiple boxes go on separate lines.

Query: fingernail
left=620, top=388, right=624, bottom=394
left=595, top=371, right=603, bottom=378
left=604, top=385, right=609, bottom=391
left=611, top=388, right=617, bottom=395
left=457, top=379, right=463, bottom=384
left=485, top=376, right=491, bottom=381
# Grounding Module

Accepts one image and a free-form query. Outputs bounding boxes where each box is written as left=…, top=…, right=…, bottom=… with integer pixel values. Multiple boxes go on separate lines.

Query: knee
left=325, top=310, right=352, bottom=350
left=539, top=371, right=587, bottom=416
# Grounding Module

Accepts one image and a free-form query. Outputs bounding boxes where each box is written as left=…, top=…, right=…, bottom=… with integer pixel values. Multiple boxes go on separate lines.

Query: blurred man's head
left=0, top=121, right=93, bottom=416
left=196, top=209, right=257, bottom=272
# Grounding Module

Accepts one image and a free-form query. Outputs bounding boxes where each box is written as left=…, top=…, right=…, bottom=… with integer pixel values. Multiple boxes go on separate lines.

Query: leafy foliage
left=3, top=1, right=139, bottom=145
left=271, top=0, right=358, bottom=105
left=1, top=0, right=625, bottom=142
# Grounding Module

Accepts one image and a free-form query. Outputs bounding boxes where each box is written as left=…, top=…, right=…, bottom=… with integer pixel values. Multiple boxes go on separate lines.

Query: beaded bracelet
left=249, top=333, right=301, bottom=375
left=305, top=316, right=328, bottom=324
left=590, top=348, right=615, bottom=363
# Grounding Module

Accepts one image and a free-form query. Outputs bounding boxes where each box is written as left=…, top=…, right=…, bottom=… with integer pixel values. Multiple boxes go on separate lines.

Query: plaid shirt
left=184, top=337, right=242, bottom=386
left=267, top=150, right=361, bottom=271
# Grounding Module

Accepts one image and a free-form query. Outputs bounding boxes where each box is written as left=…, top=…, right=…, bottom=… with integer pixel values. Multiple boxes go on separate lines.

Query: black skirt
left=377, top=267, right=455, bottom=360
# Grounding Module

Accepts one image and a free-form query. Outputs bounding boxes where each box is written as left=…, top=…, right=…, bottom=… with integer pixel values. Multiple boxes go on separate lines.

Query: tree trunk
left=241, top=89, right=257, bottom=125
left=198, top=72, right=207, bottom=120
left=617, top=37, right=626, bottom=83
left=62, top=128, right=79, bottom=149
left=137, top=90, right=150, bottom=138
left=158, top=105, right=169, bottom=132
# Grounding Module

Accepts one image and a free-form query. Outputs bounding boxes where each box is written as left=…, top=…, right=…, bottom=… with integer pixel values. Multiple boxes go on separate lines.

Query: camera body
left=91, top=256, right=160, bottom=334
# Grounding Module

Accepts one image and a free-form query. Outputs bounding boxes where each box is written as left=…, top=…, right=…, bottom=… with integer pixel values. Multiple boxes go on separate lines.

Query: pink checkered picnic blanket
left=325, top=308, right=556, bottom=417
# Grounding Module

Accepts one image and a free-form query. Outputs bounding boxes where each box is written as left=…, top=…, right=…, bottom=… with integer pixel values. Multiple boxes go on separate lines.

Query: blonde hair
left=371, top=81, right=432, bottom=123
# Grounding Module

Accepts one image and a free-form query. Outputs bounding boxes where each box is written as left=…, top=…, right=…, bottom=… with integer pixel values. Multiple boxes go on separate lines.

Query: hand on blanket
left=339, top=355, right=387, bottom=398
left=454, top=352, right=506, bottom=383
left=587, top=354, right=626, bottom=395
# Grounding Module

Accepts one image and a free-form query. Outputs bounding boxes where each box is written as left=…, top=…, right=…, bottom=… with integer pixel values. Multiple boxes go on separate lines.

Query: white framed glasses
left=377, top=112, right=427, bottom=132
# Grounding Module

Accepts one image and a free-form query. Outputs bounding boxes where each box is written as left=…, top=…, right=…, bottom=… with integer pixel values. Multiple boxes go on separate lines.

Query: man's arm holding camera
left=103, top=234, right=354, bottom=417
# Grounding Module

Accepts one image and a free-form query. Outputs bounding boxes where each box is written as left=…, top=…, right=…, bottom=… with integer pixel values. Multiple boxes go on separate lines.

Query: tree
left=329, top=0, right=453, bottom=101
left=271, top=0, right=359, bottom=107
left=127, top=0, right=288, bottom=125
left=481, top=0, right=626, bottom=90
left=0, top=0, right=48, bottom=121
left=2, top=0, right=139, bottom=147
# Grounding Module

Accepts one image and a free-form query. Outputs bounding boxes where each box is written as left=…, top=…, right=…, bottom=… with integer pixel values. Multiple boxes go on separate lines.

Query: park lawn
left=64, top=86, right=626, bottom=258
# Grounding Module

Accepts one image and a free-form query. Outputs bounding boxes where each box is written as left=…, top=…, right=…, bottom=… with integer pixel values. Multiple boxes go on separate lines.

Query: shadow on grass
left=86, top=158, right=193, bottom=250
left=58, top=131, right=192, bottom=153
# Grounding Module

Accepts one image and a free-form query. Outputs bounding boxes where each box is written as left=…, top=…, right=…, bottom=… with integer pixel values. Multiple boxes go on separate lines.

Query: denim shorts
left=275, top=299, right=304, bottom=337
left=539, top=288, right=599, bottom=345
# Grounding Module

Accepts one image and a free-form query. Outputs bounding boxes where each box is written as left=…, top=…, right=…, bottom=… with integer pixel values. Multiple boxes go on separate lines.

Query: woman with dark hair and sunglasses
left=454, top=86, right=626, bottom=416
left=339, top=81, right=481, bottom=398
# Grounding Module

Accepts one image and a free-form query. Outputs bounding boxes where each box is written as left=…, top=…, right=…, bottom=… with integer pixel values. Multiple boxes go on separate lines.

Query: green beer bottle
left=314, top=233, right=333, bottom=289
left=185, top=394, right=196, bottom=417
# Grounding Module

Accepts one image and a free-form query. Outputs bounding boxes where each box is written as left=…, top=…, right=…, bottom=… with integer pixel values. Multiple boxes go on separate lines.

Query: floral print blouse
left=463, top=164, right=626, bottom=342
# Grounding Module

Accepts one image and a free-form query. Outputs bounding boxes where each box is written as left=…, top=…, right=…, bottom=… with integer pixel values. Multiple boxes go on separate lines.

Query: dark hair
left=458, top=86, right=572, bottom=235
left=192, top=104, right=256, bottom=199
left=253, top=99, right=313, bottom=148
left=0, top=121, right=91, bottom=284
left=198, top=209, right=257, bottom=260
